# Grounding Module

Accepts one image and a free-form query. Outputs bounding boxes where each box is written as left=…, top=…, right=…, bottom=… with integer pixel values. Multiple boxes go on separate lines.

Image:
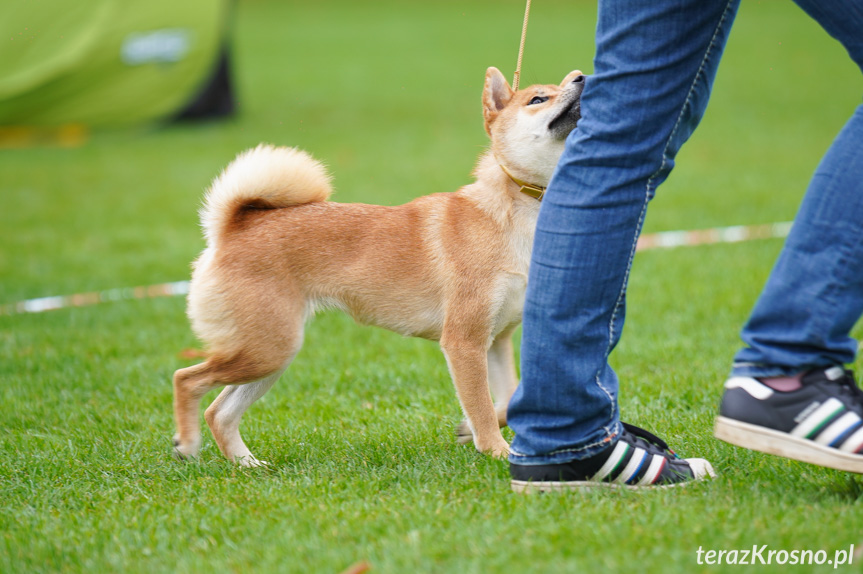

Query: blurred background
left=1, top=0, right=235, bottom=129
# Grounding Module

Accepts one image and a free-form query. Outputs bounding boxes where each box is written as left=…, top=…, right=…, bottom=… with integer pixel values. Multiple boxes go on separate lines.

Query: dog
left=172, top=67, right=585, bottom=465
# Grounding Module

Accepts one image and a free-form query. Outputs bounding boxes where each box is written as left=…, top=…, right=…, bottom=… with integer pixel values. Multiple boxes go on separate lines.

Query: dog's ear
left=559, top=70, right=585, bottom=87
left=483, top=67, right=514, bottom=135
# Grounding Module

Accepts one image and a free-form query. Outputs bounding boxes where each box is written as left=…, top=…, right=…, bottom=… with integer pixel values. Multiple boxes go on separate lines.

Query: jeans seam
left=650, top=0, right=736, bottom=189
left=544, top=423, right=621, bottom=457
left=510, top=422, right=621, bottom=458
left=604, top=0, right=736, bottom=383
left=593, top=0, right=735, bottom=443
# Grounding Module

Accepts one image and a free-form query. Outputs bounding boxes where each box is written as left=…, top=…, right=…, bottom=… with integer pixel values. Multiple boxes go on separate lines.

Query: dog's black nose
left=573, top=75, right=585, bottom=84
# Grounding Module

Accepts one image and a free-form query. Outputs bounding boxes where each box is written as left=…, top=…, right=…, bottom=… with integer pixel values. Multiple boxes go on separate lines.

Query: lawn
left=2, top=1, right=863, bottom=572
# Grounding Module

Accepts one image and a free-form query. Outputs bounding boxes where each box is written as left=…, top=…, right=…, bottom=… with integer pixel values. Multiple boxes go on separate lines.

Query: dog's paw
left=236, top=455, right=269, bottom=469
left=173, top=446, right=198, bottom=462
left=486, top=443, right=510, bottom=459
left=455, top=419, right=474, bottom=445
left=476, top=438, right=510, bottom=459
left=172, top=434, right=201, bottom=461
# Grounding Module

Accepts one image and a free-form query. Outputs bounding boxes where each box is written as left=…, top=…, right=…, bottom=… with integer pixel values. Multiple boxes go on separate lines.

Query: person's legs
left=716, top=0, right=863, bottom=473
left=508, top=0, right=741, bottom=469
left=731, top=1, right=863, bottom=378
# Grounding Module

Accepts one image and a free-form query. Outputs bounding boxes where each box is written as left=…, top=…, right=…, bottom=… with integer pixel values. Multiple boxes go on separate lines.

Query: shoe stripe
left=790, top=398, right=845, bottom=439
left=724, top=376, right=774, bottom=399
left=635, top=454, right=666, bottom=486
left=814, top=411, right=862, bottom=446
left=830, top=419, right=863, bottom=448
left=838, top=426, right=863, bottom=454
left=617, top=447, right=648, bottom=484
left=650, top=457, right=668, bottom=484
left=625, top=449, right=650, bottom=485
left=591, top=441, right=630, bottom=481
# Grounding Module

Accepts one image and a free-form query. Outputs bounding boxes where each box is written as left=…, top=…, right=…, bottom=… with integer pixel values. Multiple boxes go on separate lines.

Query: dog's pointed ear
left=559, top=70, right=585, bottom=87
left=483, top=67, right=514, bottom=135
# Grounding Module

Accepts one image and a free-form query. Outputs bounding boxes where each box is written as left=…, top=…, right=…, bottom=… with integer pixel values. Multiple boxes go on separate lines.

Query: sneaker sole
left=510, top=479, right=691, bottom=493
left=714, top=416, right=863, bottom=474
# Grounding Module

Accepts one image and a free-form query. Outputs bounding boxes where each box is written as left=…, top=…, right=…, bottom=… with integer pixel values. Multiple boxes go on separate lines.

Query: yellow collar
left=497, top=162, right=545, bottom=201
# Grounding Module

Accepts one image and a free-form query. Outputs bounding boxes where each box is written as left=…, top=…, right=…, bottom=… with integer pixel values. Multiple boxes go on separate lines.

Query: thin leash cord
left=512, top=0, right=532, bottom=91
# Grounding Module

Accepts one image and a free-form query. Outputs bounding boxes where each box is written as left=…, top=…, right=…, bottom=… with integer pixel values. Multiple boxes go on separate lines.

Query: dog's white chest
left=490, top=218, right=534, bottom=336
left=491, top=272, right=527, bottom=336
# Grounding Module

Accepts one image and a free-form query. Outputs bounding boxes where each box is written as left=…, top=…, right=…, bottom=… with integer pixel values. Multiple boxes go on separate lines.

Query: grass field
left=3, top=1, right=863, bottom=572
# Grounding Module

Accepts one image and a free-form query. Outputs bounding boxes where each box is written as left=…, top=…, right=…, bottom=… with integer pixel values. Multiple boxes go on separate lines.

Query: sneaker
left=510, top=422, right=716, bottom=493
left=715, top=366, right=863, bottom=473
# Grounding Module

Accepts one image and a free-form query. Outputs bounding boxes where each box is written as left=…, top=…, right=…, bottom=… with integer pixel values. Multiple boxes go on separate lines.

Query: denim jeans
left=508, top=0, right=863, bottom=464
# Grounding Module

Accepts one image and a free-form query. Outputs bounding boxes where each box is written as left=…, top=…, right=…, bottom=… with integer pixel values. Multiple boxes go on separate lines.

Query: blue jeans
left=508, top=0, right=863, bottom=465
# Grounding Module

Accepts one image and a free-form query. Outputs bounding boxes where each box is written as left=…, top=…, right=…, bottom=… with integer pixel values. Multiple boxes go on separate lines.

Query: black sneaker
left=510, top=422, right=715, bottom=493
left=715, top=366, right=863, bottom=473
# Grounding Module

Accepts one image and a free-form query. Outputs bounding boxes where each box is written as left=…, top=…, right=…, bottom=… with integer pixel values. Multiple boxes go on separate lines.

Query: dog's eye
left=528, top=96, right=548, bottom=105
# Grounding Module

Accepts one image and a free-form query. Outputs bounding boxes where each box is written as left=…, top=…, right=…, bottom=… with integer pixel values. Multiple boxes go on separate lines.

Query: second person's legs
left=716, top=0, right=863, bottom=473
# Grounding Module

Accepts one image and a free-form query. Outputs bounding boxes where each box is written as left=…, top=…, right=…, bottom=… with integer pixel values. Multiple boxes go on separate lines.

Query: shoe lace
left=621, top=422, right=681, bottom=459
left=838, top=369, right=863, bottom=408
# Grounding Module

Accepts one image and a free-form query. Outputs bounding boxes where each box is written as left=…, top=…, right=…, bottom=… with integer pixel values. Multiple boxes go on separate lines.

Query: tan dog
left=172, top=67, right=585, bottom=465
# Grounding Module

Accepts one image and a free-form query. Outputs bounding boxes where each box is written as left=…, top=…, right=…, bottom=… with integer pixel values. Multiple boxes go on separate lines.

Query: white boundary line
left=636, top=221, right=792, bottom=251
left=1, top=281, right=190, bottom=317
left=1, top=221, right=793, bottom=317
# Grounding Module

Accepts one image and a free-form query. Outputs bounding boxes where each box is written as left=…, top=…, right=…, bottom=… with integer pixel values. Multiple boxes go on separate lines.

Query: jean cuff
left=508, top=420, right=621, bottom=465
left=730, top=362, right=839, bottom=379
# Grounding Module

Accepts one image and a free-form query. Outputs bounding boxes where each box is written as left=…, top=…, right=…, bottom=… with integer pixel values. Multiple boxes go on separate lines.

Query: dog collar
left=497, top=162, right=545, bottom=201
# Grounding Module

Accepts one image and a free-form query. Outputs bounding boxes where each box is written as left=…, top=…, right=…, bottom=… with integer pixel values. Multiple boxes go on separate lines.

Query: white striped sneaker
left=715, top=366, right=863, bottom=473
left=510, top=423, right=715, bottom=493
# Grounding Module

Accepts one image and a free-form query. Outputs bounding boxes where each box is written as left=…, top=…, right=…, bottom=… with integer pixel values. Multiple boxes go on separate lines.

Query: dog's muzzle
left=548, top=75, right=585, bottom=138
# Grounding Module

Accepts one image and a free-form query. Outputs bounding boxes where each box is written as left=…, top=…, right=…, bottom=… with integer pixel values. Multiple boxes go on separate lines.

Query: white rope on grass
left=636, top=221, right=792, bottom=251
left=1, top=280, right=190, bottom=316
left=0, top=221, right=793, bottom=317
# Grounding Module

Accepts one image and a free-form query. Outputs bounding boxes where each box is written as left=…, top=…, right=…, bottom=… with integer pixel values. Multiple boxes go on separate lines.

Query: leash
left=512, top=0, right=532, bottom=91
left=501, top=0, right=542, bottom=199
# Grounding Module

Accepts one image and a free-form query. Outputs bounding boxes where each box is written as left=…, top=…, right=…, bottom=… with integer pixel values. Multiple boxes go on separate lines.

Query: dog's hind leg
left=456, top=327, right=519, bottom=445
left=173, top=357, right=230, bottom=460
left=205, top=367, right=287, bottom=467
left=173, top=347, right=298, bottom=463
left=173, top=280, right=306, bottom=463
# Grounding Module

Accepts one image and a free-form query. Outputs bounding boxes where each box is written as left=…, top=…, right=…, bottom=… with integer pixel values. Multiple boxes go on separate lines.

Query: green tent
left=0, top=0, right=233, bottom=127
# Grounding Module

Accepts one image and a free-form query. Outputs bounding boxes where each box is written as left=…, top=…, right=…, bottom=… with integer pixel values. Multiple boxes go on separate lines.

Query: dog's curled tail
left=201, top=144, right=333, bottom=245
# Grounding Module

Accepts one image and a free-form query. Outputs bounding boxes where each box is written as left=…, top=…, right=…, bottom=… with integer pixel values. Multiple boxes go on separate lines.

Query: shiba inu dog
left=172, top=67, right=585, bottom=465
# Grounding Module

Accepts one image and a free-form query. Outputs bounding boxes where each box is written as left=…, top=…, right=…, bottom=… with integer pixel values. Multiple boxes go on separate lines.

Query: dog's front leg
left=486, top=327, right=519, bottom=428
left=440, top=333, right=509, bottom=458
left=456, top=327, right=519, bottom=445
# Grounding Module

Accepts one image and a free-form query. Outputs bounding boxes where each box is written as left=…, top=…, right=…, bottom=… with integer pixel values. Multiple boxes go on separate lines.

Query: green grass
left=2, top=0, right=863, bottom=572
